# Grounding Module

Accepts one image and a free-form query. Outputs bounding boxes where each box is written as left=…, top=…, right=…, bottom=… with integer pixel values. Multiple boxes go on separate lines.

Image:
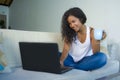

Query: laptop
left=19, top=42, right=72, bottom=74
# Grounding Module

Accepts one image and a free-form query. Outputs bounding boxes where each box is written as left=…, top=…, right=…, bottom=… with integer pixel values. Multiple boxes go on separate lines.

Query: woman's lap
left=62, top=52, right=107, bottom=71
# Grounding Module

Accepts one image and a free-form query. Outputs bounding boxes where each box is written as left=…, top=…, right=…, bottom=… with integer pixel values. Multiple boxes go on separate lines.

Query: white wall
left=9, top=0, right=120, bottom=42
left=105, top=0, right=120, bottom=43
left=9, top=0, right=80, bottom=32
left=0, top=5, right=9, bottom=28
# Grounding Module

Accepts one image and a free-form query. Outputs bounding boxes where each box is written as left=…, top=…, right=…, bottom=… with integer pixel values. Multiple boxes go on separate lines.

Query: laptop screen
left=19, top=42, right=61, bottom=73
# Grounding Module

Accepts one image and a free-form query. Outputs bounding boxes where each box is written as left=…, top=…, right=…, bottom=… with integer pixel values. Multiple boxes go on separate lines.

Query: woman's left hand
left=102, top=31, right=107, bottom=40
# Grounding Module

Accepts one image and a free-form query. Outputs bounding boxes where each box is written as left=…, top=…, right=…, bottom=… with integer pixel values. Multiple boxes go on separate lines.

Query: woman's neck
left=77, top=25, right=86, bottom=34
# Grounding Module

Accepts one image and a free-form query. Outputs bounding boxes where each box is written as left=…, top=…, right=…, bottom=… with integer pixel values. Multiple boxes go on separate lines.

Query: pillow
left=0, top=49, right=11, bottom=73
left=107, top=41, right=120, bottom=60
left=100, top=39, right=110, bottom=59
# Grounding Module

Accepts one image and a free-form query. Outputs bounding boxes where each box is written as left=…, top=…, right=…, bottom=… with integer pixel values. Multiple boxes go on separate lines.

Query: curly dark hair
left=61, top=7, right=87, bottom=44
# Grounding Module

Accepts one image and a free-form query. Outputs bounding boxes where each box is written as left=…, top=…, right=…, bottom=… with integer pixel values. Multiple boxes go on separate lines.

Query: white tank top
left=69, top=27, right=93, bottom=62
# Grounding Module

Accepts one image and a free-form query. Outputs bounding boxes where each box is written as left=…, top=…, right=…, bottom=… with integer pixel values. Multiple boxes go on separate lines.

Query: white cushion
left=100, top=38, right=110, bottom=59
left=0, top=59, right=119, bottom=80
left=0, top=49, right=11, bottom=73
left=0, top=29, right=63, bottom=68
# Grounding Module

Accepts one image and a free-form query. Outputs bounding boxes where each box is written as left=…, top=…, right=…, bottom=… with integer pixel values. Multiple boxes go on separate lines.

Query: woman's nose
left=70, top=23, right=75, bottom=28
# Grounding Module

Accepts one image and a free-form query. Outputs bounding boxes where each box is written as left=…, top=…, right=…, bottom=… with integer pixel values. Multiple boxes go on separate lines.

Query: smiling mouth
left=72, top=28, right=76, bottom=30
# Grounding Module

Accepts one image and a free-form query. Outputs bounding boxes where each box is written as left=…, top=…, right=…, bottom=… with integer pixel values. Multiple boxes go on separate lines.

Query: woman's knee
left=96, top=52, right=107, bottom=66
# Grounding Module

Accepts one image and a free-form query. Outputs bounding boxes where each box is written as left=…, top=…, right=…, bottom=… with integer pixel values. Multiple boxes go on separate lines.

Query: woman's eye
left=72, top=20, right=75, bottom=23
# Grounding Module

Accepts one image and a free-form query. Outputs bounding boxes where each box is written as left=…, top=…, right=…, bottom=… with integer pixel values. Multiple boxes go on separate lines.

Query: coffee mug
left=94, top=29, right=103, bottom=40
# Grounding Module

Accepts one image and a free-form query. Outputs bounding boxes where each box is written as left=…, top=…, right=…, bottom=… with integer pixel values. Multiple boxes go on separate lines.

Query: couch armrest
left=107, top=42, right=120, bottom=60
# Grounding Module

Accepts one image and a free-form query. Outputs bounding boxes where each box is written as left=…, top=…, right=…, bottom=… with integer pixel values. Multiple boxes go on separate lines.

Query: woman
left=60, top=7, right=107, bottom=71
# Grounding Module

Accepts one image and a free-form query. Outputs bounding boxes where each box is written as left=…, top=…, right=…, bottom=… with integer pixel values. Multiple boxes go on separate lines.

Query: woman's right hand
left=60, top=39, right=70, bottom=68
left=60, top=60, right=64, bottom=68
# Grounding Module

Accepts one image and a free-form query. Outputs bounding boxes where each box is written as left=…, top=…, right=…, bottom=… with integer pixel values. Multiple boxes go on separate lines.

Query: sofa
left=0, top=29, right=119, bottom=80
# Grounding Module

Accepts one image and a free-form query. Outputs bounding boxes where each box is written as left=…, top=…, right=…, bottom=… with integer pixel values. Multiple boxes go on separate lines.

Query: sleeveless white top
left=69, top=27, right=93, bottom=62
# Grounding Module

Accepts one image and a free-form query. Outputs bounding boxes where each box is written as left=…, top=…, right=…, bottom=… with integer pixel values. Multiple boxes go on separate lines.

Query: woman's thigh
left=74, top=52, right=107, bottom=71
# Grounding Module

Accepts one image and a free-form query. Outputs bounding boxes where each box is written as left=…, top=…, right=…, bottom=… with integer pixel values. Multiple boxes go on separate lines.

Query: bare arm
left=90, top=28, right=107, bottom=53
left=60, top=40, right=70, bottom=66
left=90, top=28, right=100, bottom=53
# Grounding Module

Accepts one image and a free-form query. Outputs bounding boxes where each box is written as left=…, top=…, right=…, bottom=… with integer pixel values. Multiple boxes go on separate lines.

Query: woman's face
left=67, top=15, right=83, bottom=32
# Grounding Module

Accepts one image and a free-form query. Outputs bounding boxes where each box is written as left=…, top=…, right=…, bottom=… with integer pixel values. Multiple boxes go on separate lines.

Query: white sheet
left=0, top=60, right=119, bottom=80
left=0, top=68, right=93, bottom=80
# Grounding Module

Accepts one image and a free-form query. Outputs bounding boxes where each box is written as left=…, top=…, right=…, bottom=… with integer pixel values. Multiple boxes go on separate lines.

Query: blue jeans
left=59, top=52, right=107, bottom=71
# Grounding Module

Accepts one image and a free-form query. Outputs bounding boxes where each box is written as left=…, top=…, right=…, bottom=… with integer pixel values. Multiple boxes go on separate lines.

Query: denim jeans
left=59, top=52, right=107, bottom=71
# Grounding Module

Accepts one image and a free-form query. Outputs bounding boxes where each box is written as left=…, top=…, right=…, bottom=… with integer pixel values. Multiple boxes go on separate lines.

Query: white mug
left=94, top=29, right=103, bottom=40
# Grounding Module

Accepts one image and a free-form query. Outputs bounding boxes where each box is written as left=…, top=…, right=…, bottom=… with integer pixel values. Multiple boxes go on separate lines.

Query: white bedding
left=0, top=60, right=119, bottom=80
left=0, top=68, right=94, bottom=80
